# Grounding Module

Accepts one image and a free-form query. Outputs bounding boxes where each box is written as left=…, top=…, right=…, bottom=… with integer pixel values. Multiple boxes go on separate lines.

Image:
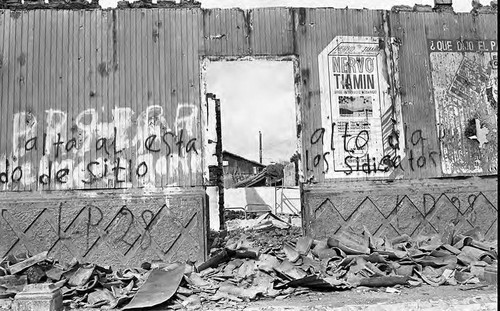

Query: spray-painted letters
left=0, top=104, right=200, bottom=190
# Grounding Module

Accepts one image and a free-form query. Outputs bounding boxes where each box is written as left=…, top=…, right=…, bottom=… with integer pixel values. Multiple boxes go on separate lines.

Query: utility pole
left=259, top=131, right=263, bottom=164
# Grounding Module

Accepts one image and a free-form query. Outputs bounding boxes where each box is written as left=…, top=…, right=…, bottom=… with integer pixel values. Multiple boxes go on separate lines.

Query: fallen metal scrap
left=0, top=221, right=497, bottom=310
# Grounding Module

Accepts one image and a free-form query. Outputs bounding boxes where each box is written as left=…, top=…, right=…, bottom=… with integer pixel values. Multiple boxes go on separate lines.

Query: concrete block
left=13, top=284, right=62, bottom=311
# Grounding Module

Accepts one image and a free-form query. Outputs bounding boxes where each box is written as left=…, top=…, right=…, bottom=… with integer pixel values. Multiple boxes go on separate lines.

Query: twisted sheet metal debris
left=122, top=263, right=185, bottom=310
left=0, top=215, right=497, bottom=310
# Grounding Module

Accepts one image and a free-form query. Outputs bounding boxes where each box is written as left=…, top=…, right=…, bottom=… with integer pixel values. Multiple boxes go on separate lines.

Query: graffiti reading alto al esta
left=1, top=104, right=199, bottom=188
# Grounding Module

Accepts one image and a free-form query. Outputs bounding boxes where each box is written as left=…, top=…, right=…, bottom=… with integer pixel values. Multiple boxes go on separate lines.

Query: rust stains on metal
left=17, top=52, right=26, bottom=66
left=97, top=62, right=109, bottom=77
left=241, top=9, right=253, bottom=55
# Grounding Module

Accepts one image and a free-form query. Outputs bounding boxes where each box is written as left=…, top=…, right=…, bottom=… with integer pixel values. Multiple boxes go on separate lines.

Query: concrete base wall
left=0, top=188, right=207, bottom=268
left=303, top=177, right=498, bottom=240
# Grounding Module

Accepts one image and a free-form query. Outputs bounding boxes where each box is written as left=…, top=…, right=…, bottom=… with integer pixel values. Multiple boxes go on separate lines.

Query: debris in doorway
left=226, top=211, right=292, bottom=232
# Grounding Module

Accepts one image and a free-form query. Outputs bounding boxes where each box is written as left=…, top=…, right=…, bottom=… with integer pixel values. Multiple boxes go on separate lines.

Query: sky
left=99, top=0, right=481, bottom=11
left=205, top=61, right=297, bottom=165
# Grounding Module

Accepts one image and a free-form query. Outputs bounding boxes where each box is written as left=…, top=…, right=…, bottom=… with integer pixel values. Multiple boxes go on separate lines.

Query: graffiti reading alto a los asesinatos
left=0, top=104, right=199, bottom=187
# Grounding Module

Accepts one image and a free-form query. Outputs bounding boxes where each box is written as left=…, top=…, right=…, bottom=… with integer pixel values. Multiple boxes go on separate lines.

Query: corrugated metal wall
left=391, top=12, right=497, bottom=178
left=0, top=9, right=204, bottom=191
left=291, top=8, right=497, bottom=182
left=0, top=8, right=497, bottom=191
left=202, top=8, right=294, bottom=56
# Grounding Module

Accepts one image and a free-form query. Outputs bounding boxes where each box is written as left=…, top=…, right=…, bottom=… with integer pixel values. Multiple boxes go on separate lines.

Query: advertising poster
left=319, top=36, right=401, bottom=178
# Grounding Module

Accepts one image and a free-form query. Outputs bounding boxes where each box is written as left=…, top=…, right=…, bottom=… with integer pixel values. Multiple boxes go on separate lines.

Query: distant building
left=208, top=150, right=266, bottom=188
left=283, top=162, right=297, bottom=187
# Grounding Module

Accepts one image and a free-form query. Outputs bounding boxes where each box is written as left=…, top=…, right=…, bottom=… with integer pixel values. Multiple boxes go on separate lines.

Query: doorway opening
left=201, top=56, right=302, bottom=232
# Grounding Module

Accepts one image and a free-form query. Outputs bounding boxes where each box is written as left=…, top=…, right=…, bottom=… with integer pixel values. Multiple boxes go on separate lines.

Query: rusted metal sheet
left=0, top=9, right=203, bottom=191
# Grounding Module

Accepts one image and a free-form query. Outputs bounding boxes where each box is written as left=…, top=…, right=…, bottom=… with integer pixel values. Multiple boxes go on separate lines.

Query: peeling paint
left=429, top=38, right=497, bottom=175
left=208, top=34, right=226, bottom=40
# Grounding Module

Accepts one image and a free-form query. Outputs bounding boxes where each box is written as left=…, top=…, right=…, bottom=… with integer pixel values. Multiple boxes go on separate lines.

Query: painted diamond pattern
left=376, top=224, right=400, bottom=238
left=414, top=222, right=439, bottom=236
left=426, top=194, right=464, bottom=234
left=334, top=197, right=366, bottom=221
left=465, top=193, right=497, bottom=235
left=313, top=199, right=344, bottom=237
left=29, top=217, right=59, bottom=255
left=370, top=195, right=399, bottom=218
left=389, top=196, right=425, bottom=235
left=7, top=204, right=47, bottom=233
left=63, top=206, right=101, bottom=258
left=307, top=188, right=497, bottom=240
left=485, top=219, right=497, bottom=240
left=345, top=197, right=386, bottom=235
left=0, top=193, right=205, bottom=267
left=0, top=216, right=19, bottom=257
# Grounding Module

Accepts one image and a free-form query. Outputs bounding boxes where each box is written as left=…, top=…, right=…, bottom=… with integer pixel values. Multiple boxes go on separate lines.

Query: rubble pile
left=0, top=214, right=497, bottom=310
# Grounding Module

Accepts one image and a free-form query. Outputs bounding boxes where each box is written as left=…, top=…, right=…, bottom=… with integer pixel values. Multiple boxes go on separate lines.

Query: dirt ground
left=201, top=284, right=498, bottom=310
